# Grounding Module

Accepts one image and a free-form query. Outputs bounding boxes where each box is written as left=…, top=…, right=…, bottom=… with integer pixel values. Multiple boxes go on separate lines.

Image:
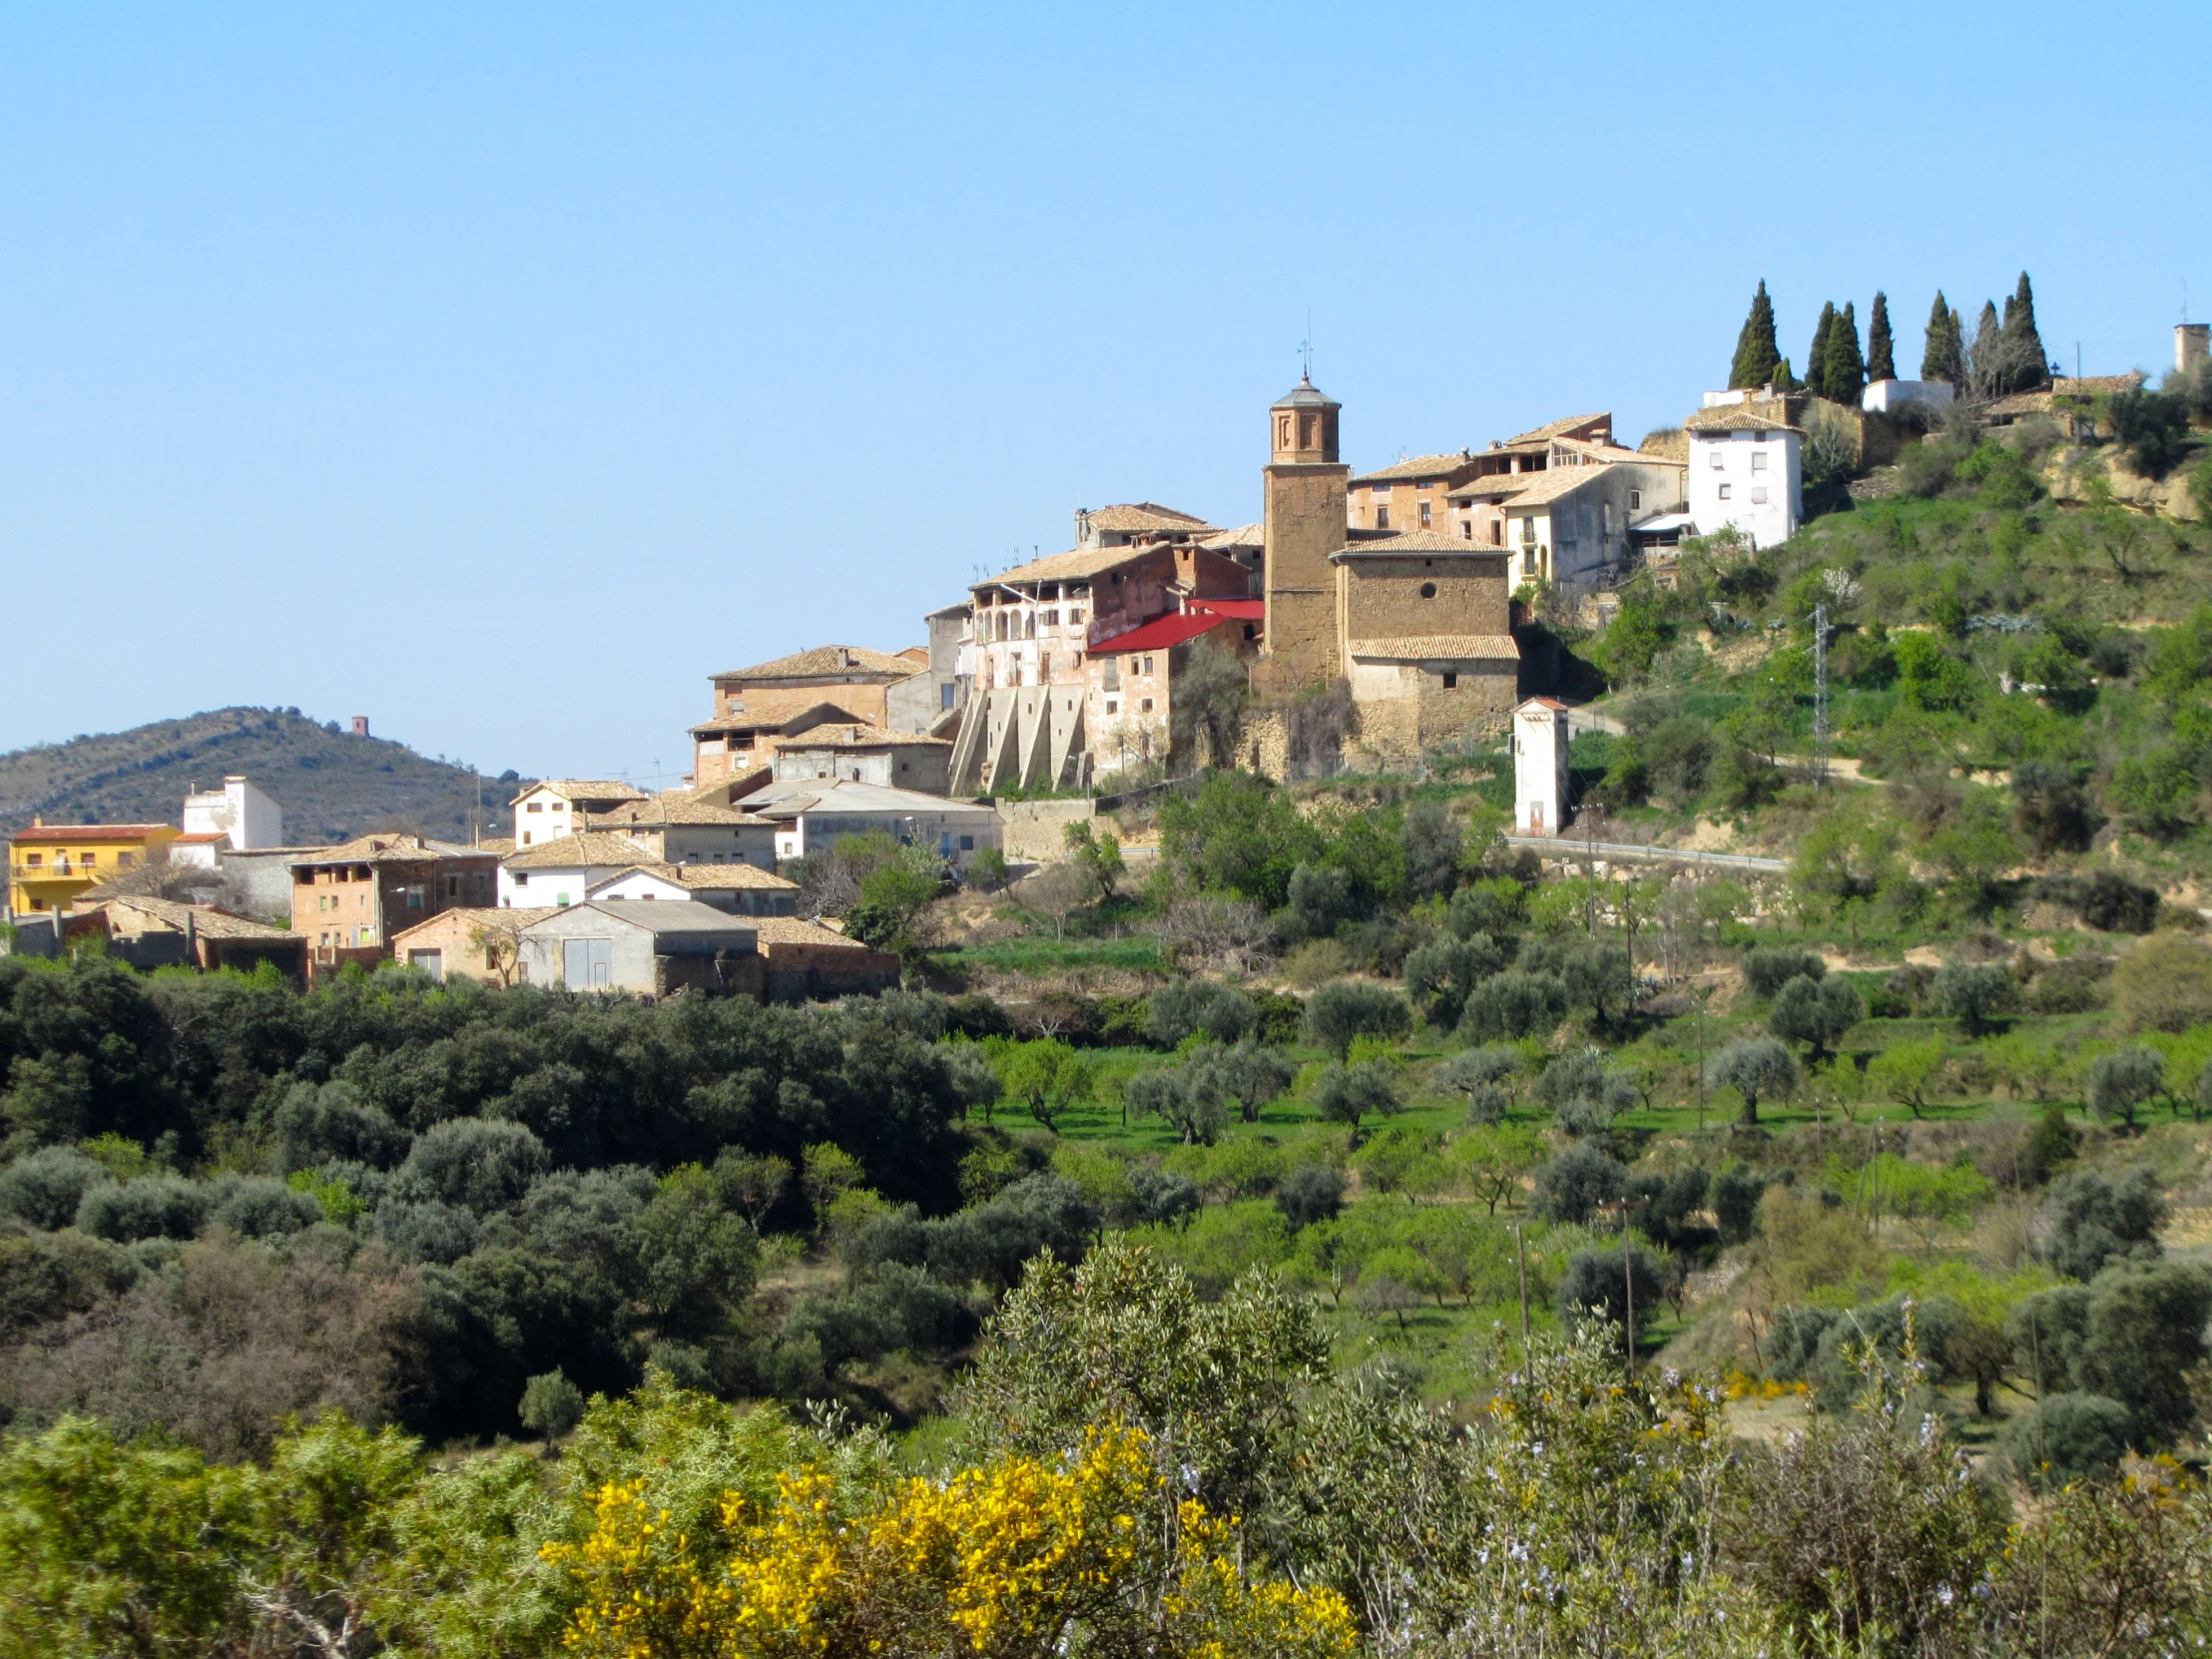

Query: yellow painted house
left=6, top=822, right=181, bottom=914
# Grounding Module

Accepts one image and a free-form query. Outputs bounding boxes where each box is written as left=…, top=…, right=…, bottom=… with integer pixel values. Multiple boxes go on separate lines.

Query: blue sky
left=3, top=2, right=2206, bottom=785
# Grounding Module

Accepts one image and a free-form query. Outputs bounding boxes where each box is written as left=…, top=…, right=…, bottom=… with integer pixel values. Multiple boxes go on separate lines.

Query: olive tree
left=1705, top=1036, right=1799, bottom=1126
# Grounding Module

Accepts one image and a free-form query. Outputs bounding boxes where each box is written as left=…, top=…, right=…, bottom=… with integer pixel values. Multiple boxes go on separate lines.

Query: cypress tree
left=1771, top=356, right=1796, bottom=392
left=1921, top=291, right=1961, bottom=383
left=2000, top=271, right=2050, bottom=393
left=1867, top=291, right=1897, bottom=383
left=1728, top=280, right=1784, bottom=389
left=1807, top=302, right=1838, bottom=400
left=1971, top=301, right=2003, bottom=396
left=1822, top=300, right=1867, bottom=404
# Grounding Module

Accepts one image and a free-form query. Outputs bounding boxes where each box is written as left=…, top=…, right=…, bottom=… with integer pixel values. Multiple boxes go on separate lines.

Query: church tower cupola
left=1270, top=377, right=1341, bottom=465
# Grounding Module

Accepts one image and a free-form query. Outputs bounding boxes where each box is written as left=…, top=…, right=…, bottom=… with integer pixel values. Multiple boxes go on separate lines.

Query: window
left=1442, top=672, right=1458, bottom=689
left=1418, top=501, right=1431, bottom=528
left=1069, top=608, right=1084, bottom=624
left=527, top=802, right=544, bottom=813
left=1041, top=609, right=1059, bottom=626
left=80, top=853, right=95, bottom=866
left=1629, top=489, right=1642, bottom=510
left=1140, top=698, right=1154, bottom=713
left=1142, top=655, right=1154, bottom=675
left=1519, top=518, right=1535, bottom=545
left=1460, top=521, right=1472, bottom=540
left=118, top=852, right=135, bottom=869
left=522, top=832, right=532, bottom=845
left=1718, top=483, right=1733, bottom=500
left=940, top=683, right=955, bottom=711
left=1752, top=486, right=1769, bottom=504
left=1376, top=506, right=1389, bottom=529
left=959, top=834, right=974, bottom=850
left=1374, top=484, right=1392, bottom=500
left=23, top=853, right=38, bottom=867
left=1106, top=700, right=1119, bottom=715
left=1709, top=448, right=1725, bottom=469
left=1419, top=581, right=1437, bottom=598
left=1751, top=451, right=1768, bottom=472
left=1277, top=414, right=1292, bottom=449
left=514, top=871, right=530, bottom=885
left=446, top=875, right=459, bottom=896
left=1490, top=521, right=1503, bottom=546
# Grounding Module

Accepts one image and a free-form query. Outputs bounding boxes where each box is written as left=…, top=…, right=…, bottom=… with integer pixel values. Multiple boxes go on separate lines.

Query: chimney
left=350, top=716, right=370, bottom=738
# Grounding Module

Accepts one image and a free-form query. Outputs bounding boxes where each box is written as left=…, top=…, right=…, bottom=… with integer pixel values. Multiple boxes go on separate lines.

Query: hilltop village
left=7, top=286, right=2204, bottom=996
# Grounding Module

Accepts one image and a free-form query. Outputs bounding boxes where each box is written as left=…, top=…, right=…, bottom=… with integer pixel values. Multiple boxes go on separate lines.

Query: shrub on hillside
left=1144, top=978, right=1256, bottom=1048
left=1742, top=947, right=1825, bottom=999
left=1274, top=1164, right=1346, bottom=1231
left=2087, top=1047, right=2166, bottom=1130
left=2043, top=1166, right=2165, bottom=1280
left=1458, top=969, right=1568, bottom=1043
left=1533, top=1143, right=1629, bottom=1226
left=0, top=1146, right=107, bottom=1231
left=1556, top=1245, right=1668, bottom=1333
left=75, top=1177, right=210, bottom=1243
left=1301, top=981, right=1410, bottom=1058
left=2111, top=933, right=2212, bottom=1033
left=1999, top=1392, right=2133, bottom=1490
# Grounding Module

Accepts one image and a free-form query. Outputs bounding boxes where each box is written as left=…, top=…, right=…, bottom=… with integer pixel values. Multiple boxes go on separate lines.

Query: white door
left=562, top=937, right=613, bottom=988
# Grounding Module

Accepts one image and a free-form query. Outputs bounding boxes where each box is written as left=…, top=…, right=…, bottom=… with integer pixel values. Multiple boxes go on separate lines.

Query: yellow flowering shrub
left=548, top=1424, right=1355, bottom=1659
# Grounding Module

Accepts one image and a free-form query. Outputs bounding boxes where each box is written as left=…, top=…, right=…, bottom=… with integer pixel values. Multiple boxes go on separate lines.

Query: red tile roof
left=1091, top=610, right=1244, bottom=656
left=7, top=824, right=175, bottom=842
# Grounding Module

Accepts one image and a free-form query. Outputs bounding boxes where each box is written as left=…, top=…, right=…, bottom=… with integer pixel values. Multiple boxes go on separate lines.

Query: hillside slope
left=0, top=708, right=528, bottom=845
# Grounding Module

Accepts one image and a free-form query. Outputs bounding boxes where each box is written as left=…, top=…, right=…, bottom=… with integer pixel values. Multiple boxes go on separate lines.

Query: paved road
left=1504, top=834, right=1787, bottom=872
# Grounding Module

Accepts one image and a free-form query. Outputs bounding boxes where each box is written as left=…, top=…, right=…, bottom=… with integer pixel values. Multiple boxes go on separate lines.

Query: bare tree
left=1170, top=635, right=1251, bottom=769
left=1017, top=860, right=1092, bottom=941
left=1157, top=893, right=1276, bottom=975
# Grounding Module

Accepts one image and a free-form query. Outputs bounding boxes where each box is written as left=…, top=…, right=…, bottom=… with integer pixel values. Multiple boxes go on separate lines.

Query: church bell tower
left=1260, top=377, right=1349, bottom=685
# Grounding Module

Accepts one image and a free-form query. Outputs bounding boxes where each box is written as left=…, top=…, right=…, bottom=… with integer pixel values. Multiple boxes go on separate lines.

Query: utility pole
left=1811, top=601, right=1830, bottom=789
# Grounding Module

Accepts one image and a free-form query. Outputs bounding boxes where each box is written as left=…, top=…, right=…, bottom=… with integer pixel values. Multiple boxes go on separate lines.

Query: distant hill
left=0, top=708, right=531, bottom=846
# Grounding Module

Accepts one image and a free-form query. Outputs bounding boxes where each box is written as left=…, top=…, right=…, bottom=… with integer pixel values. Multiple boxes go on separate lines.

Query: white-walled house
left=498, top=830, right=657, bottom=909
left=585, top=861, right=800, bottom=917
left=1685, top=406, right=1801, bottom=549
left=173, top=777, right=283, bottom=867
left=1863, top=379, right=1953, bottom=415
left=510, top=780, right=651, bottom=847
left=733, top=778, right=1002, bottom=870
left=1512, top=699, right=1572, bottom=836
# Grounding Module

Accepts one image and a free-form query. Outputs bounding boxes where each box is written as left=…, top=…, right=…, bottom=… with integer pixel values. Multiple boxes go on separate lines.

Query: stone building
left=691, top=646, right=922, bottom=785
left=1330, top=531, right=1520, bottom=769
left=289, top=834, right=500, bottom=970
left=1257, top=377, right=1353, bottom=690
left=946, top=520, right=1252, bottom=794
left=1349, top=452, right=1486, bottom=534
left=770, top=723, right=953, bottom=794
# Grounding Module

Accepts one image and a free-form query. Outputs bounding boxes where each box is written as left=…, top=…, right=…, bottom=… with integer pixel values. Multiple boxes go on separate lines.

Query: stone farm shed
left=515, top=899, right=765, bottom=996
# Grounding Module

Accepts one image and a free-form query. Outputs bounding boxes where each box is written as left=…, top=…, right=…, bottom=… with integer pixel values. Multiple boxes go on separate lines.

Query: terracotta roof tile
left=1505, top=411, right=1611, bottom=445
left=777, top=723, right=953, bottom=751
left=390, top=906, right=529, bottom=945
left=1347, top=635, right=1522, bottom=663
left=1351, top=451, right=1477, bottom=485
left=1194, top=522, right=1264, bottom=549
left=1684, top=406, right=1797, bottom=433
left=7, top=824, right=175, bottom=843
left=598, top=799, right=775, bottom=828
left=1331, top=530, right=1513, bottom=558
left=98, top=896, right=300, bottom=939
left=503, top=831, right=660, bottom=870
left=973, top=545, right=1149, bottom=589
left=291, top=834, right=492, bottom=867
left=513, top=780, right=650, bottom=806
left=1081, top=502, right=1211, bottom=532
left=589, top=861, right=796, bottom=892
left=714, top=645, right=917, bottom=683
left=751, top=915, right=870, bottom=949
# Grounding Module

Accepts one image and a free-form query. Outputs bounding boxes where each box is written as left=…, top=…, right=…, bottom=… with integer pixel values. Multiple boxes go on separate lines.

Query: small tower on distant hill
left=1260, top=377, right=1350, bottom=686
left=1513, top=698, right=1571, bottom=835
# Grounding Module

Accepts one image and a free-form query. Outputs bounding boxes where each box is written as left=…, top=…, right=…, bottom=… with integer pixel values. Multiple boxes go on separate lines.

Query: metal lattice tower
left=1812, top=601, right=1830, bottom=787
